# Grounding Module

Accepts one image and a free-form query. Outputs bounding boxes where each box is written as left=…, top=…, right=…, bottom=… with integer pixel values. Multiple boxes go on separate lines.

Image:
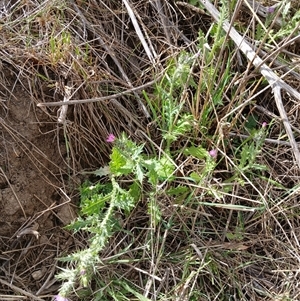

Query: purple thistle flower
left=267, top=6, right=275, bottom=14
left=209, top=149, right=217, bottom=158
left=262, top=122, right=267, bottom=128
left=54, top=295, right=69, bottom=301
left=106, top=133, right=115, bottom=143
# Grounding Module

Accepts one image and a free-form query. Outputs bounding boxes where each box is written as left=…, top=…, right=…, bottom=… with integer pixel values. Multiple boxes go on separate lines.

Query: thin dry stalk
left=37, top=77, right=161, bottom=107
left=122, top=0, right=156, bottom=63
left=0, top=279, right=45, bottom=301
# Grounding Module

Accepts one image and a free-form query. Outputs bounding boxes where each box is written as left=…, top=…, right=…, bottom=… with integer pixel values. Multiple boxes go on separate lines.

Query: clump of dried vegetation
left=1, top=0, right=300, bottom=300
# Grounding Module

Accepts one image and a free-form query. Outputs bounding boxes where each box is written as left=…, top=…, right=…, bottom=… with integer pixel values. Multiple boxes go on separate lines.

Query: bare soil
left=0, top=67, right=79, bottom=299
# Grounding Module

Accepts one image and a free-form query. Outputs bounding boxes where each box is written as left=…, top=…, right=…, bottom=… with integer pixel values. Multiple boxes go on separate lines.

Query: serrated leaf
left=114, top=187, right=136, bottom=214
left=136, top=163, right=144, bottom=184
left=157, top=156, right=175, bottom=178
left=81, top=193, right=111, bottom=216
left=175, top=114, right=193, bottom=134
left=93, top=166, right=111, bottom=177
left=251, top=163, right=267, bottom=171
left=109, top=148, right=133, bottom=175
left=145, top=156, right=175, bottom=184
left=167, top=185, right=189, bottom=196
left=129, top=182, right=141, bottom=200
left=184, top=145, right=208, bottom=160
left=189, top=171, right=201, bottom=182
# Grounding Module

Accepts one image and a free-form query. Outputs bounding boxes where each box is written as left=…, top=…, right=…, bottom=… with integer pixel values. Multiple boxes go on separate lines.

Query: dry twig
left=37, top=78, right=160, bottom=107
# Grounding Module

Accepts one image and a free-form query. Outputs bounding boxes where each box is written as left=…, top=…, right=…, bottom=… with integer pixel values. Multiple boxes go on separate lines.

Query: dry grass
left=0, top=0, right=300, bottom=300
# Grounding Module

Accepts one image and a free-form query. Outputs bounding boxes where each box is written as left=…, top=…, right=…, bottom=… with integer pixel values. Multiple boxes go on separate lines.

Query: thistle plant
left=56, top=134, right=141, bottom=297
left=56, top=128, right=220, bottom=299
left=144, top=51, right=196, bottom=151
left=236, top=121, right=269, bottom=175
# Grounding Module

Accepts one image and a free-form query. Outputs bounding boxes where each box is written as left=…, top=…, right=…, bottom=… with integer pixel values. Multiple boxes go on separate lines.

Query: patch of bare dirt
left=0, top=67, right=79, bottom=300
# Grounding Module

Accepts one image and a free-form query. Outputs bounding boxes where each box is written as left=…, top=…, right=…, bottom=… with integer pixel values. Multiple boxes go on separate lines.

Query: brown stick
left=37, top=78, right=159, bottom=107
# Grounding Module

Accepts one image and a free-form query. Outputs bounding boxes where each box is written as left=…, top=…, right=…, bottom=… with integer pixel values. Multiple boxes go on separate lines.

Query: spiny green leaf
left=81, top=193, right=111, bottom=216
left=114, top=187, right=137, bottom=214
left=145, top=156, right=175, bottom=184
left=136, top=163, right=144, bottom=184
left=184, top=145, right=208, bottom=160
left=189, top=171, right=202, bottom=182
left=129, top=182, right=141, bottom=200
left=109, top=147, right=134, bottom=176
left=93, top=166, right=111, bottom=177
